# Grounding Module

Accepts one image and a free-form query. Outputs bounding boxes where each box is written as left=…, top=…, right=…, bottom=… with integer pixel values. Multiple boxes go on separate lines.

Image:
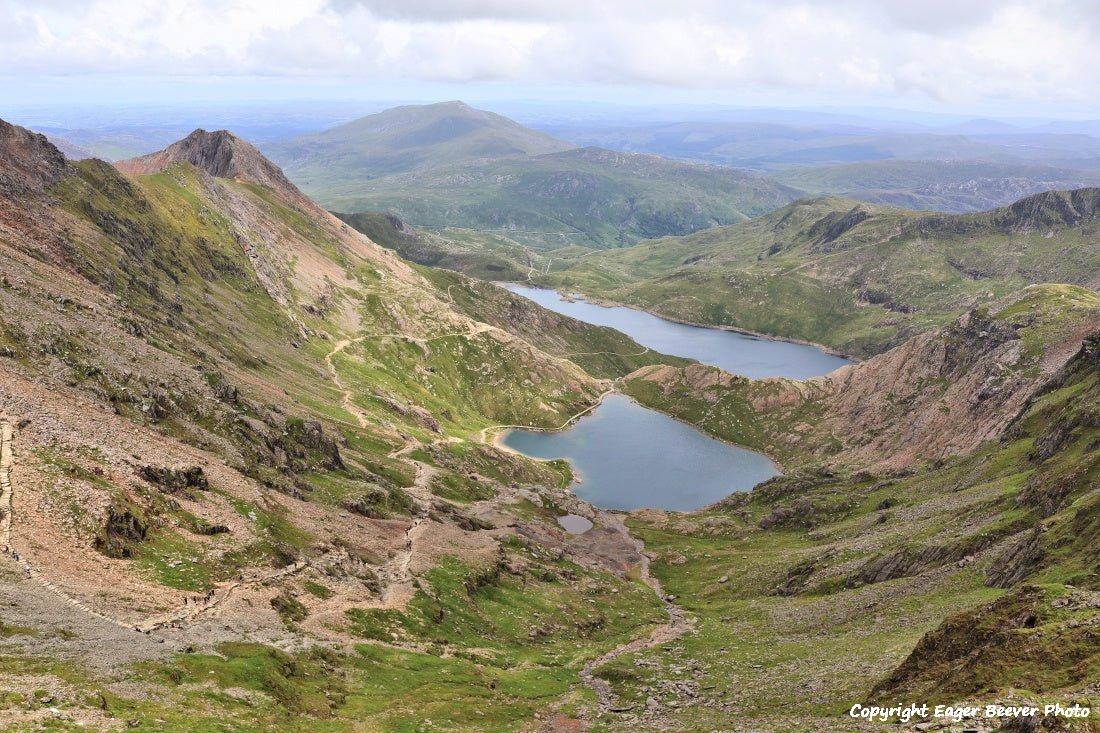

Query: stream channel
left=499, top=284, right=854, bottom=514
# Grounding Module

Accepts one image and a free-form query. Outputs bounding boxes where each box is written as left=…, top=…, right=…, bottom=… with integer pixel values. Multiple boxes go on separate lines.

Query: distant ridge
left=115, top=129, right=314, bottom=209
left=266, top=101, right=800, bottom=249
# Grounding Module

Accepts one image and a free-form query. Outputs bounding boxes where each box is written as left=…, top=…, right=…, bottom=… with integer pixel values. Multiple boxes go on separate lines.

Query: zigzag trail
left=0, top=420, right=308, bottom=633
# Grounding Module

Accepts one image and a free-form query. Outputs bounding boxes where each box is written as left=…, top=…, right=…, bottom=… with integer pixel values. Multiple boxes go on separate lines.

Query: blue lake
left=502, top=283, right=853, bottom=379
left=503, top=394, right=779, bottom=512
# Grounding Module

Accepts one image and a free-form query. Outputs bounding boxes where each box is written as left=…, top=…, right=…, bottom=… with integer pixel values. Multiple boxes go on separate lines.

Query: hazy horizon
left=4, top=0, right=1100, bottom=127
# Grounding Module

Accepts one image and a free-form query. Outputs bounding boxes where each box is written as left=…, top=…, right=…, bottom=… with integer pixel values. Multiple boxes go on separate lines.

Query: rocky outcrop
left=95, top=505, right=148, bottom=558
left=137, top=464, right=209, bottom=498
left=114, top=129, right=315, bottom=211
left=985, top=529, right=1045, bottom=589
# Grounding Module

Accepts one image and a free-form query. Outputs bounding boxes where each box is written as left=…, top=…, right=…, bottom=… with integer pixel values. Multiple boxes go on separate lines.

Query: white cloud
left=2, top=0, right=1099, bottom=110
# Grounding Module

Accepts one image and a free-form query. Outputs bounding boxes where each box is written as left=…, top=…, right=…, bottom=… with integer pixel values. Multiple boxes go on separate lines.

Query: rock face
left=114, top=129, right=315, bottom=210
left=0, top=120, right=68, bottom=197
left=810, top=285, right=1100, bottom=468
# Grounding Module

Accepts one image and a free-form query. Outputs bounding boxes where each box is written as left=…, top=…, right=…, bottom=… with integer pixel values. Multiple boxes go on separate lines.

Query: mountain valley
left=0, top=109, right=1098, bottom=733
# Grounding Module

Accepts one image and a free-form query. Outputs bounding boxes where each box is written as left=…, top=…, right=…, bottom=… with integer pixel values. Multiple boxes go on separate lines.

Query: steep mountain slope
left=623, top=285, right=1100, bottom=470
left=540, top=189, right=1100, bottom=356
left=265, top=102, right=800, bottom=252
left=115, top=128, right=314, bottom=208
left=0, top=119, right=681, bottom=730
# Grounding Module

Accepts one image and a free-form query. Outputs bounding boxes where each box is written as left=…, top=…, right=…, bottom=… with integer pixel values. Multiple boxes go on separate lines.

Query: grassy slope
left=264, top=101, right=577, bottom=180
left=318, top=148, right=799, bottom=251
left=591, top=296, right=1100, bottom=730
left=333, top=211, right=534, bottom=282
left=266, top=103, right=799, bottom=254
left=538, top=189, right=1100, bottom=357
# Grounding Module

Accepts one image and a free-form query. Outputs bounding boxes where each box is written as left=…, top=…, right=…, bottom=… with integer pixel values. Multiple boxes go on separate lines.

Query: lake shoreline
left=500, top=281, right=860, bottom=364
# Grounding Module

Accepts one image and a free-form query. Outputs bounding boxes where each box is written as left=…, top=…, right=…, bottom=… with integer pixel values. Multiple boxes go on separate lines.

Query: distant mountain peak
left=264, top=101, right=576, bottom=180
left=115, top=128, right=312, bottom=207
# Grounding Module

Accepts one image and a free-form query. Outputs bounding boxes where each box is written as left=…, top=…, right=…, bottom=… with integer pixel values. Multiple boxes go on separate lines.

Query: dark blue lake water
left=502, top=283, right=852, bottom=379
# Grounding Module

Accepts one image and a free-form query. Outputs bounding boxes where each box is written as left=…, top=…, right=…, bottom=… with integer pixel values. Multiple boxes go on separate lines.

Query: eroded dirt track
left=579, top=512, right=693, bottom=713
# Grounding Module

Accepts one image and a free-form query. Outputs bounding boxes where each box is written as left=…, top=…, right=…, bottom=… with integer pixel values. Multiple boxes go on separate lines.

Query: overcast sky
left=4, top=0, right=1100, bottom=118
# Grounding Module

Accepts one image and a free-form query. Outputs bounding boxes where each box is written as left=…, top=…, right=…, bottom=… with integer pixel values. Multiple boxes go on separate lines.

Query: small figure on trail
left=24, top=564, right=30, bottom=576
left=406, top=539, right=412, bottom=551
left=183, top=596, right=188, bottom=605
left=12, top=551, right=18, bottom=561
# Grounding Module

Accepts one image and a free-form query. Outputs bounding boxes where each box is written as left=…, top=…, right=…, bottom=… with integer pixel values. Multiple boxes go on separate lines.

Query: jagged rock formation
left=115, top=128, right=316, bottom=210
left=0, top=120, right=68, bottom=196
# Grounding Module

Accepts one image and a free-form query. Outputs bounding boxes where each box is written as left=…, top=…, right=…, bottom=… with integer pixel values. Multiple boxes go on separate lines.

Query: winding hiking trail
left=579, top=514, right=693, bottom=713
left=326, top=339, right=370, bottom=428
left=379, top=516, right=429, bottom=607
left=0, top=420, right=12, bottom=548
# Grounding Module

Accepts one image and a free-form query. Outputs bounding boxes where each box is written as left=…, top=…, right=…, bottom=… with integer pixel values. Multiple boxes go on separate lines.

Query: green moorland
left=532, top=188, right=1100, bottom=357
left=5, top=120, right=1100, bottom=732
left=333, top=211, right=537, bottom=283
left=318, top=147, right=799, bottom=251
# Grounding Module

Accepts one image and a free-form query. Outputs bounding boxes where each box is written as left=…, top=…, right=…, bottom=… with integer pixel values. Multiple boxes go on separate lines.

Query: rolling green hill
left=263, top=100, right=575, bottom=179
left=265, top=102, right=800, bottom=251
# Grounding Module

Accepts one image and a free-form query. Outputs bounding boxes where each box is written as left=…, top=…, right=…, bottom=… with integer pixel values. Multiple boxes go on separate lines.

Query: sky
left=3, top=0, right=1100, bottom=120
